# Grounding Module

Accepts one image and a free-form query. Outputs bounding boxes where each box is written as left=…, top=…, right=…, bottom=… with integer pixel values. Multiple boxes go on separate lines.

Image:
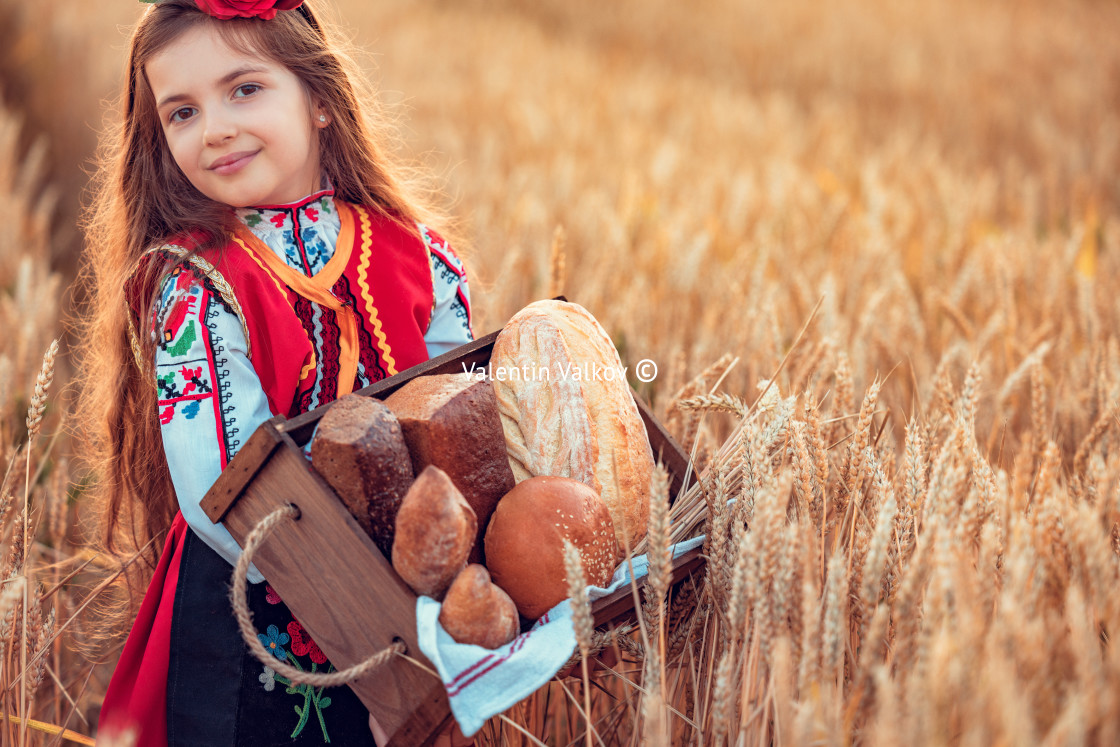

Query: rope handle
left=230, top=504, right=405, bottom=687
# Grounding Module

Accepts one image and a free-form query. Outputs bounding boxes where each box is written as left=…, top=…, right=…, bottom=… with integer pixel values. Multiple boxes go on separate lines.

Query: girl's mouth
left=209, top=150, right=259, bottom=176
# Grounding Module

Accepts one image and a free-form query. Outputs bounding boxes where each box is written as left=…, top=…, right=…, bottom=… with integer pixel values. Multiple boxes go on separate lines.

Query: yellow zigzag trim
left=355, top=206, right=398, bottom=376
left=298, top=350, right=317, bottom=384
left=230, top=235, right=327, bottom=386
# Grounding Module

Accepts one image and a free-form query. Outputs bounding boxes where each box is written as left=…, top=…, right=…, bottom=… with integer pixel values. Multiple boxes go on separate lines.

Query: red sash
left=99, top=203, right=436, bottom=744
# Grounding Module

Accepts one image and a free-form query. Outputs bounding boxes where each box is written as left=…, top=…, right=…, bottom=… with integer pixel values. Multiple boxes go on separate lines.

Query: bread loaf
left=438, top=564, right=520, bottom=649
left=391, top=465, right=477, bottom=599
left=309, top=394, right=413, bottom=557
left=484, top=475, right=619, bottom=621
left=384, top=373, right=515, bottom=563
left=490, top=300, right=654, bottom=551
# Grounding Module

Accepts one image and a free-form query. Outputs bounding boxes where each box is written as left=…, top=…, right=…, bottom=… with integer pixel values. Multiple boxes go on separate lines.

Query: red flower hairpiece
left=141, top=0, right=305, bottom=21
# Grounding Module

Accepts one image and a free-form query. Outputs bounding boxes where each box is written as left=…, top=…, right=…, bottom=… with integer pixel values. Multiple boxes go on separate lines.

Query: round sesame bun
left=483, top=475, right=620, bottom=621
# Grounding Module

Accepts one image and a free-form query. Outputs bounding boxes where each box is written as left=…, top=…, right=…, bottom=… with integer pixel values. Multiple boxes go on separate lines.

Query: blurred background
left=0, top=0, right=1117, bottom=738
left=4, top=0, right=1117, bottom=318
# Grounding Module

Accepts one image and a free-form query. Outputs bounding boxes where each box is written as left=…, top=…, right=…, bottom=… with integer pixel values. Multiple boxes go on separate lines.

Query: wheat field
left=0, top=0, right=1118, bottom=743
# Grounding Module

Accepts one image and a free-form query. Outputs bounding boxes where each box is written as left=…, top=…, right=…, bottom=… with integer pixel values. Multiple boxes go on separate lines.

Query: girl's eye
left=234, top=83, right=261, bottom=98
left=169, top=107, right=196, bottom=124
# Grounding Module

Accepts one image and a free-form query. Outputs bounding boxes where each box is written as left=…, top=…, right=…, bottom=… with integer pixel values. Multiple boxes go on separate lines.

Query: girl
left=76, top=1, right=474, bottom=743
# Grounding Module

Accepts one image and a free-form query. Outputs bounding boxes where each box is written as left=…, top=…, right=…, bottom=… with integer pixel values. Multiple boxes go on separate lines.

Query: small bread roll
left=490, top=299, right=654, bottom=552
left=438, top=564, right=519, bottom=649
left=484, top=475, right=619, bottom=620
left=391, top=465, right=477, bottom=599
left=310, top=394, right=414, bottom=557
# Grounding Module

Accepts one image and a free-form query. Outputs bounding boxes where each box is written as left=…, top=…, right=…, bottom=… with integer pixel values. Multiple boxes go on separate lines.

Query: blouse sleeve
left=152, top=266, right=273, bottom=584
left=420, top=225, right=475, bottom=359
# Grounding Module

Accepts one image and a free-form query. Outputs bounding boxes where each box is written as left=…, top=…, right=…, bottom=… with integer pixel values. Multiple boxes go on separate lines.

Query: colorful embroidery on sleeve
left=419, top=224, right=474, bottom=356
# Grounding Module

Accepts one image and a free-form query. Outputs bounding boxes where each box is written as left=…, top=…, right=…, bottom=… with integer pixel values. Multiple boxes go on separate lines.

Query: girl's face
left=146, top=23, right=330, bottom=208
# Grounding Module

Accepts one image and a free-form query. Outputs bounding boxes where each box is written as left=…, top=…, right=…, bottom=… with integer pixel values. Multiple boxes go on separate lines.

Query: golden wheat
left=1, top=0, right=1118, bottom=742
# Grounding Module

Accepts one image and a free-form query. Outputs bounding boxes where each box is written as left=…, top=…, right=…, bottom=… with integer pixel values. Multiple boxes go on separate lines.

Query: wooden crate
left=201, top=326, right=702, bottom=746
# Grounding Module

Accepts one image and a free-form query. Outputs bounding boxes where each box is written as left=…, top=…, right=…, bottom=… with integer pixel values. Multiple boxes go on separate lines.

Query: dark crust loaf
left=310, top=394, right=414, bottom=557
left=438, top=564, right=519, bottom=649
left=391, top=465, right=478, bottom=599
left=384, top=373, right=516, bottom=563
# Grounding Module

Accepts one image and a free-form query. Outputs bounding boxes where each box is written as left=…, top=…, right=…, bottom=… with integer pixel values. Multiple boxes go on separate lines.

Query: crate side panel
left=222, top=440, right=449, bottom=742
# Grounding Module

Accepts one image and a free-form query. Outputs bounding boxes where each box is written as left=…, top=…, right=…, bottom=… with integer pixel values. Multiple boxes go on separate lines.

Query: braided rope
left=125, top=303, right=147, bottom=376
left=230, top=505, right=405, bottom=687
left=126, top=243, right=253, bottom=375
left=156, top=244, right=252, bottom=357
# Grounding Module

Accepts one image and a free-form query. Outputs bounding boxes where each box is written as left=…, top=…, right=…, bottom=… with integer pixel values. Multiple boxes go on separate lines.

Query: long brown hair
left=73, top=0, right=458, bottom=617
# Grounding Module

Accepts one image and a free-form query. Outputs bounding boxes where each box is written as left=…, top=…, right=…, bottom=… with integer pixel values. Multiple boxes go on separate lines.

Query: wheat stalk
left=547, top=224, right=566, bottom=300
left=563, top=539, right=594, bottom=747
left=24, top=339, right=58, bottom=444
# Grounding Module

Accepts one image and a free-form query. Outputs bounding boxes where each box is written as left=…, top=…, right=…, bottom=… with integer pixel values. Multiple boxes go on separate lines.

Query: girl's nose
left=203, top=111, right=238, bottom=146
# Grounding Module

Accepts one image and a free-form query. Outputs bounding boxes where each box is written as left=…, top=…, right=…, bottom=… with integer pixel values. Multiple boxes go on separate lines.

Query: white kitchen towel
left=415, top=534, right=705, bottom=736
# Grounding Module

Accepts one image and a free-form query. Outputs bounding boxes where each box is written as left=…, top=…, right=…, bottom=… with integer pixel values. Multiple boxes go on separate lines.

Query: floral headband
left=140, top=0, right=306, bottom=21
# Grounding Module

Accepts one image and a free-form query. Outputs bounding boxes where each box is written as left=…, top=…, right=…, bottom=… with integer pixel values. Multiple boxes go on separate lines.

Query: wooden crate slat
left=278, top=330, right=500, bottom=447
left=259, top=331, right=694, bottom=505
left=630, top=393, right=691, bottom=502
left=201, top=416, right=286, bottom=524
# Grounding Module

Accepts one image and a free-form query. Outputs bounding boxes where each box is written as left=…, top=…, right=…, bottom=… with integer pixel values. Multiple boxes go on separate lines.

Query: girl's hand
left=368, top=714, right=475, bottom=747
left=368, top=714, right=389, bottom=746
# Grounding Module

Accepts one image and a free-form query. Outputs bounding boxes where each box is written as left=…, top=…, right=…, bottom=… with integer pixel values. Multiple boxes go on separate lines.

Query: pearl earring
left=319, top=114, right=327, bottom=123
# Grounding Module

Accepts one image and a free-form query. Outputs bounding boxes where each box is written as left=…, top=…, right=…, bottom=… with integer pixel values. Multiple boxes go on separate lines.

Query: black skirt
left=166, top=528, right=378, bottom=746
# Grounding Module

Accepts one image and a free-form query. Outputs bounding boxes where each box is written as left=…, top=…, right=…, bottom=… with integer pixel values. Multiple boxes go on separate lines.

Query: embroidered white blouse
left=153, top=188, right=473, bottom=583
